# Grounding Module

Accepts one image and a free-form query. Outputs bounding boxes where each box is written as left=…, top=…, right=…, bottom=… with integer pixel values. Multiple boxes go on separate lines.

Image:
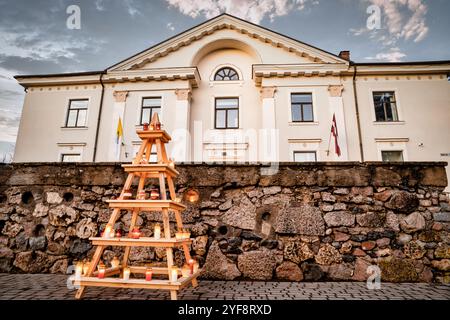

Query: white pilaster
left=107, top=91, right=128, bottom=162
left=328, top=85, right=348, bottom=161
left=260, top=87, right=279, bottom=162
left=172, top=89, right=191, bottom=162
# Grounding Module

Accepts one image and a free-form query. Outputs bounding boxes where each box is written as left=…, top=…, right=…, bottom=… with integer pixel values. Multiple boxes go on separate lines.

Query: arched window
left=214, top=67, right=239, bottom=81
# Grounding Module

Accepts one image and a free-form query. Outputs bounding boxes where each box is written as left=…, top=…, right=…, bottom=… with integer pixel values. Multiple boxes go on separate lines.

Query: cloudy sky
left=0, top=0, right=449, bottom=161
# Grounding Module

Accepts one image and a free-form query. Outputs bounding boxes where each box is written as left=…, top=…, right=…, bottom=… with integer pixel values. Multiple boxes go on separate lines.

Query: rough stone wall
left=0, top=162, right=449, bottom=283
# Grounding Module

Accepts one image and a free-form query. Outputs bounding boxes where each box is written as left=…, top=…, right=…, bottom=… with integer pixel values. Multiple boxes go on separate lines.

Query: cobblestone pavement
left=0, top=274, right=448, bottom=300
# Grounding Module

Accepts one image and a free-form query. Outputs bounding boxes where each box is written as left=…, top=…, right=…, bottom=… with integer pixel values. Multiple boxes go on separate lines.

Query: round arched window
left=214, top=67, right=239, bottom=81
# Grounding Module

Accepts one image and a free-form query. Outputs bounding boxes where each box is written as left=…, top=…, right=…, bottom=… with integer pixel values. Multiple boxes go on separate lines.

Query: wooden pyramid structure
left=73, top=113, right=200, bottom=300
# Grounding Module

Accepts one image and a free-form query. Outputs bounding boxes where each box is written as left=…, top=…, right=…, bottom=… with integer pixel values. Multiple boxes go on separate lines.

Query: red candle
left=115, top=229, right=122, bottom=238
left=130, top=228, right=141, bottom=239
left=150, top=188, right=160, bottom=200
left=145, top=268, right=153, bottom=281
left=98, top=266, right=106, bottom=279
left=155, top=122, right=161, bottom=130
left=143, top=123, right=149, bottom=130
left=188, top=259, right=194, bottom=275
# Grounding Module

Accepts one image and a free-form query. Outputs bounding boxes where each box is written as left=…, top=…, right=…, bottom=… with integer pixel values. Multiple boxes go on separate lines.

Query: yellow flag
left=116, top=118, right=123, bottom=144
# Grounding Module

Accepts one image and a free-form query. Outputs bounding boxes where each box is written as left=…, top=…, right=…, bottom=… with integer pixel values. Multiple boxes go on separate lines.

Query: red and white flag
left=331, top=114, right=341, bottom=157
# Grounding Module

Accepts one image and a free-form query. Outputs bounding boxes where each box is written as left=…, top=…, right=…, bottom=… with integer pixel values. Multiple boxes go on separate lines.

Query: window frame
left=293, top=151, right=317, bottom=162
left=290, top=93, right=314, bottom=123
left=61, top=153, right=82, bottom=162
left=381, top=150, right=404, bottom=162
left=213, top=67, right=240, bottom=81
left=140, top=97, right=162, bottom=125
left=372, top=91, right=399, bottom=122
left=64, top=99, right=89, bottom=128
left=214, top=97, right=240, bottom=129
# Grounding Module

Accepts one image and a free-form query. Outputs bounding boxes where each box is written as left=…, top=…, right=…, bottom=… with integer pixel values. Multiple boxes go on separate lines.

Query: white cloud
left=165, top=0, right=319, bottom=23
left=167, top=22, right=175, bottom=31
left=365, top=47, right=407, bottom=62
left=124, top=0, right=141, bottom=17
left=369, top=0, right=429, bottom=43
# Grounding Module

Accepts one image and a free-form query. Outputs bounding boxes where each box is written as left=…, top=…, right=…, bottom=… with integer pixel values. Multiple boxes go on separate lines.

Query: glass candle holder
left=137, top=190, right=146, bottom=200
left=149, top=123, right=155, bottom=130
left=188, top=259, right=194, bottom=275
left=123, top=267, right=130, bottom=280
left=170, top=266, right=178, bottom=282
left=111, top=257, right=120, bottom=269
left=104, top=225, right=112, bottom=238
left=98, top=266, right=106, bottom=279
left=123, top=189, right=132, bottom=199
left=175, top=232, right=183, bottom=240
left=82, top=261, right=90, bottom=275
left=115, top=229, right=122, bottom=238
left=154, top=224, right=161, bottom=240
left=150, top=189, right=160, bottom=200
left=155, top=122, right=161, bottom=130
left=130, top=228, right=141, bottom=239
left=142, top=123, right=149, bottom=131
left=145, top=268, right=153, bottom=281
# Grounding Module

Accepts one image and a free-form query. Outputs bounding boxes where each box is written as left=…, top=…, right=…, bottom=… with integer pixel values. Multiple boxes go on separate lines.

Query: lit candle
left=123, top=189, right=132, bottom=199
left=123, top=267, right=130, bottom=280
left=154, top=224, right=161, bottom=240
left=155, top=121, right=161, bottom=130
left=170, top=266, right=178, bottom=282
left=83, top=261, right=89, bottom=275
left=111, top=257, right=120, bottom=269
left=130, top=227, right=141, bottom=239
left=145, top=268, right=153, bottom=281
left=104, top=225, right=112, bottom=238
left=183, top=230, right=191, bottom=239
left=75, top=261, right=83, bottom=278
left=98, top=265, right=106, bottom=279
left=109, top=229, right=115, bottom=238
left=175, top=231, right=183, bottom=240
left=150, top=188, right=160, bottom=200
left=188, top=259, right=194, bottom=275
left=140, top=158, right=148, bottom=164
left=169, top=159, right=175, bottom=169
left=142, top=123, right=149, bottom=131
left=181, top=265, right=190, bottom=278
left=149, top=123, right=155, bottom=130
left=115, top=229, right=122, bottom=238
left=137, top=190, right=146, bottom=200
left=174, top=197, right=182, bottom=203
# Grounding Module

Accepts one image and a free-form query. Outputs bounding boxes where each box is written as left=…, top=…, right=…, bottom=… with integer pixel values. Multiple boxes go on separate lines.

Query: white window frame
left=62, top=97, right=91, bottom=129
left=209, top=64, right=244, bottom=87
left=286, top=88, right=318, bottom=124
left=288, top=139, right=322, bottom=161
left=293, top=150, right=317, bottom=162
left=135, top=92, right=165, bottom=127
left=57, top=143, right=86, bottom=162
left=210, top=94, right=243, bottom=131
left=375, top=138, right=409, bottom=161
left=369, top=88, right=404, bottom=124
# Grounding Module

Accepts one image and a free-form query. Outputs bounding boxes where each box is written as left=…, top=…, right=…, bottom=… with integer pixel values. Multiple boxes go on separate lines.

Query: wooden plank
left=136, top=130, right=171, bottom=142
left=133, top=140, right=148, bottom=165
left=159, top=173, right=167, bottom=200
left=89, top=237, right=192, bottom=247
left=107, top=200, right=185, bottom=211
left=122, top=164, right=179, bottom=177
left=166, top=176, right=177, bottom=200
left=74, top=277, right=182, bottom=290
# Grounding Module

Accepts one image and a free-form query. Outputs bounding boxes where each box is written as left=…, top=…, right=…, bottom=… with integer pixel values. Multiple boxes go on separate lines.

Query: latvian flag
left=331, top=114, right=341, bottom=157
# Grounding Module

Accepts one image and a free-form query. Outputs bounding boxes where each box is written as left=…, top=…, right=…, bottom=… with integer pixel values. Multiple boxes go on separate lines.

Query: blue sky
left=0, top=0, right=449, bottom=160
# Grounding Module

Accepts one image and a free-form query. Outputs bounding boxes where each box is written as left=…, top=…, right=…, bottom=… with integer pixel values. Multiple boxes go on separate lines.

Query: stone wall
left=0, top=162, right=449, bottom=283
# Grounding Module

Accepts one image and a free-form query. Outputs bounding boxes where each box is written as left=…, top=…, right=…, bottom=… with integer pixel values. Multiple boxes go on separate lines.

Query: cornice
left=110, top=15, right=347, bottom=71
left=15, top=74, right=102, bottom=88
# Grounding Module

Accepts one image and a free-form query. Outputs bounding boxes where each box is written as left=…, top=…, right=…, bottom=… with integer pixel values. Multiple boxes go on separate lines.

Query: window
left=140, top=97, right=161, bottom=125
left=214, top=67, right=239, bottom=81
left=293, top=151, right=317, bottom=162
left=215, top=98, right=239, bottom=129
left=291, top=93, right=313, bottom=122
left=61, top=154, right=81, bottom=162
left=381, top=150, right=403, bottom=162
left=373, top=92, right=399, bottom=122
left=65, top=99, right=88, bottom=127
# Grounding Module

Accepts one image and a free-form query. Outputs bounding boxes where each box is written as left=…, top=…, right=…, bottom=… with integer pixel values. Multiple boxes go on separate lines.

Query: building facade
left=13, top=14, right=450, bottom=187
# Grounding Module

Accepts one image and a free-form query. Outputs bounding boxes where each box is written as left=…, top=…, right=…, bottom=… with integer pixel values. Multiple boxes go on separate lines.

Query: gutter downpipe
left=92, top=72, right=106, bottom=162
left=352, top=65, right=365, bottom=162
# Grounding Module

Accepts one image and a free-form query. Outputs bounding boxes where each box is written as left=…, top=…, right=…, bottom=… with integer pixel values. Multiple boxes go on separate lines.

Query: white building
left=13, top=14, right=450, bottom=186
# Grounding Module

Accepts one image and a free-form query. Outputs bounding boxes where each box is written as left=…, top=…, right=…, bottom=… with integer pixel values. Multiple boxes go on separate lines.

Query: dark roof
left=353, top=60, right=450, bottom=66
left=14, top=70, right=105, bottom=79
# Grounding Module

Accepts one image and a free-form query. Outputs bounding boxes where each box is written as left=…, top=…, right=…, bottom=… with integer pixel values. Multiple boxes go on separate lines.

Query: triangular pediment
left=108, top=14, right=348, bottom=71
